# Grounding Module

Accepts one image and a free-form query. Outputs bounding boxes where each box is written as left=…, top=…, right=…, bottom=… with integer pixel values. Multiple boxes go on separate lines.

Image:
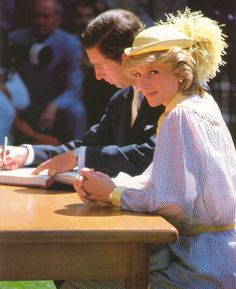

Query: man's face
left=73, top=6, right=95, bottom=34
left=86, top=47, right=131, bottom=88
left=32, top=0, right=60, bottom=38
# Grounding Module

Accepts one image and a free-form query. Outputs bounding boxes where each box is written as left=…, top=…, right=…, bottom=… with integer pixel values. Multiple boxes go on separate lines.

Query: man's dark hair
left=81, top=9, right=144, bottom=63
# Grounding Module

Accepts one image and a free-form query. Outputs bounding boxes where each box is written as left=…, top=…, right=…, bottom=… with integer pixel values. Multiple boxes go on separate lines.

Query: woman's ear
left=178, top=77, right=186, bottom=92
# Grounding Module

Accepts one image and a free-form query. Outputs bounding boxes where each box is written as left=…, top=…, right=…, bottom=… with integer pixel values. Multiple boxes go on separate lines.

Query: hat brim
left=124, top=38, right=193, bottom=56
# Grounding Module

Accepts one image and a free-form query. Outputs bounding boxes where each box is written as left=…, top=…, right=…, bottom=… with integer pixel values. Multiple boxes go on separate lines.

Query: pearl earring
left=179, top=79, right=183, bottom=83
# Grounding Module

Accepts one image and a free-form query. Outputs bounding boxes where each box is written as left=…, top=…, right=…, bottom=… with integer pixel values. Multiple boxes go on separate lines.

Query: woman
left=68, top=9, right=236, bottom=289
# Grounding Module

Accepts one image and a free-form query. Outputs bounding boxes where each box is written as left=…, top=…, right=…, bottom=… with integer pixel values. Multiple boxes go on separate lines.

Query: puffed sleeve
left=120, top=105, right=236, bottom=225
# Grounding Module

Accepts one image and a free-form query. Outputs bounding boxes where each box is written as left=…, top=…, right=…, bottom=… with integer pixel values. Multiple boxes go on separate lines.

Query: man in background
left=9, top=0, right=86, bottom=144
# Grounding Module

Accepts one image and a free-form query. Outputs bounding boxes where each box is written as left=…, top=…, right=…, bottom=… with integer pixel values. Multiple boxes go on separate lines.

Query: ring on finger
left=48, top=169, right=57, bottom=177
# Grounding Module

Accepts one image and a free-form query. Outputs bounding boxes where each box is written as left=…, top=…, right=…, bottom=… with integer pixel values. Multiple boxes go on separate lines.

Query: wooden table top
left=0, top=185, right=178, bottom=244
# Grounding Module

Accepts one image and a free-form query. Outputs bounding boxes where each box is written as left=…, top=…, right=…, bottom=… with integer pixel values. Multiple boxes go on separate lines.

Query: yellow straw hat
left=124, top=24, right=194, bottom=56
left=124, top=9, right=227, bottom=81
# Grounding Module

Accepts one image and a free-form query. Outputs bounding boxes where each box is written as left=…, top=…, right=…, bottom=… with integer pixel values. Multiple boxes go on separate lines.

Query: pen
left=2, top=136, right=8, bottom=165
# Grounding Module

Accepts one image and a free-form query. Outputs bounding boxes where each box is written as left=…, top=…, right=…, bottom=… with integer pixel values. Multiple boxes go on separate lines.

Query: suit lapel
left=116, top=87, right=133, bottom=145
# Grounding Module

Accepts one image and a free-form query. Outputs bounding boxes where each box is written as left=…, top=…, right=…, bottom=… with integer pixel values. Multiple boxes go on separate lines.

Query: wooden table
left=0, top=185, right=178, bottom=289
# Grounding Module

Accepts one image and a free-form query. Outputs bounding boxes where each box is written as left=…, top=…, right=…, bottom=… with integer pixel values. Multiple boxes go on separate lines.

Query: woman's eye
left=149, top=70, right=159, bottom=76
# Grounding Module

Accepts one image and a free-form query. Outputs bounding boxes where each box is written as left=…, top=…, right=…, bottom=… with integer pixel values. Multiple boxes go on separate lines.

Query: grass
left=0, top=281, right=56, bottom=289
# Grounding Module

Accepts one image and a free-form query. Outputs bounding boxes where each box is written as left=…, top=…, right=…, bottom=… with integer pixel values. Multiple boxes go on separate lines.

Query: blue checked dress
left=61, top=92, right=236, bottom=289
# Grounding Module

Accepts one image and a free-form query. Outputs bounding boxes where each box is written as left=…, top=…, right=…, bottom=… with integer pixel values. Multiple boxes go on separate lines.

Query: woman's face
left=132, top=63, right=180, bottom=107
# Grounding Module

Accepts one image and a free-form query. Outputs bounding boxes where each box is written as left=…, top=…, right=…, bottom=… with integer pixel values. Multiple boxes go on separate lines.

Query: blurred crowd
left=0, top=0, right=118, bottom=145
left=0, top=0, right=235, bottom=145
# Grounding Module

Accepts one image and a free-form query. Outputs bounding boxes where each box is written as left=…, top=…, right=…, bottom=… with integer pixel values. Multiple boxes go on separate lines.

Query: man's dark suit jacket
left=32, top=86, right=164, bottom=177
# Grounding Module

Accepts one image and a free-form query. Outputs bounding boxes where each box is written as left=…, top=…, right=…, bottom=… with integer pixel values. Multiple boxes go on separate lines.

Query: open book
left=0, top=167, right=79, bottom=188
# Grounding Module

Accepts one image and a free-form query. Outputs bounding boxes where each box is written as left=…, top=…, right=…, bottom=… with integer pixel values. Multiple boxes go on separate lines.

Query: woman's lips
left=144, top=91, right=157, bottom=98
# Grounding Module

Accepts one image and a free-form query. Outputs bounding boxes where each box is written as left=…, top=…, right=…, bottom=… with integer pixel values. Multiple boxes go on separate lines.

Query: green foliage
left=0, top=281, right=56, bottom=289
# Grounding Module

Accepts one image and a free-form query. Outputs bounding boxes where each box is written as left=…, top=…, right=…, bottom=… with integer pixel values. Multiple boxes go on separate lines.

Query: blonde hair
left=123, top=9, right=227, bottom=96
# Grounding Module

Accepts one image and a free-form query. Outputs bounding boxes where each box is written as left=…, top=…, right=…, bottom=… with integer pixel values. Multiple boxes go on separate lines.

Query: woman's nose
left=137, top=75, right=150, bottom=91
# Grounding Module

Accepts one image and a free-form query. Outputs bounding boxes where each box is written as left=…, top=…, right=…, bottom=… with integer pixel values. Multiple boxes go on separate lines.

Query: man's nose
left=95, top=68, right=105, bottom=80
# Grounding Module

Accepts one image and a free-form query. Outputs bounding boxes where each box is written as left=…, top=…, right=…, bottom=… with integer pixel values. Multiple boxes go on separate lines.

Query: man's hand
left=0, top=146, right=29, bottom=170
left=32, top=151, right=78, bottom=175
left=39, top=103, right=59, bottom=131
left=74, top=168, right=115, bottom=203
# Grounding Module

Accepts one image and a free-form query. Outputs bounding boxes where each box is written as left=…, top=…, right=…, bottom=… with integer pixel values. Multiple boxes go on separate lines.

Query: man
left=9, top=0, right=86, bottom=143
left=64, top=0, right=118, bottom=127
left=63, top=0, right=97, bottom=35
left=1, top=9, right=164, bottom=178
left=135, top=0, right=188, bottom=26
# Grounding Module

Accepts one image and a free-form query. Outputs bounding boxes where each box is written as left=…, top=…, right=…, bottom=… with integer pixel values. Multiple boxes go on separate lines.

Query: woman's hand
left=74, top=168, right=115, bottom=204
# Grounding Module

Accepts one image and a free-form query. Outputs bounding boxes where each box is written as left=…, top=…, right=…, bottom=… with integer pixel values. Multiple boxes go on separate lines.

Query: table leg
left=125, top=244, right=149, bottom=289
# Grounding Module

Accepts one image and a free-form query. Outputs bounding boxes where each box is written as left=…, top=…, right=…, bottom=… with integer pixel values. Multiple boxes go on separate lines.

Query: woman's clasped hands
left=74, top=168, right=115, bottom=204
